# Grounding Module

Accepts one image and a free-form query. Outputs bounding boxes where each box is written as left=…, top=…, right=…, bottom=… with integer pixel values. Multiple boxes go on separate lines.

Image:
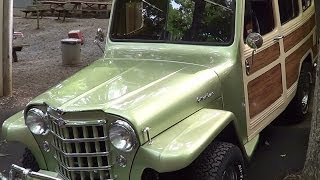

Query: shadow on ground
left=248, top=113, right=311, bottom=180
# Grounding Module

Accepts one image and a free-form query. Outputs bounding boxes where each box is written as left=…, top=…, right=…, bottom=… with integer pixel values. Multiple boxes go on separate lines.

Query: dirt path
left=0, top=17, right=108, bottom=111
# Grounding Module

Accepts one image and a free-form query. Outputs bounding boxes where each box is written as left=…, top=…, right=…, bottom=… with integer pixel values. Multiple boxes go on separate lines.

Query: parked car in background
left=2, top=0, right=318, bottom=179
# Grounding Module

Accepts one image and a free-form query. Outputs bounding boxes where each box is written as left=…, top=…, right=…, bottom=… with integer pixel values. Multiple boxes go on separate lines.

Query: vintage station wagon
left=2, top=0, right=318, bottom=179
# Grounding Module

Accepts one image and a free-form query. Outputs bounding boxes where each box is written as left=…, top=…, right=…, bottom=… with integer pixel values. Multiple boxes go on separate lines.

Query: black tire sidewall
left=22, top=148, right=40, bottom=171
left=289, top=63, right=312, bottom=122
left=296, top=65, right=311, bottom=115
left=189, top=142, right=245, bottom=180
left=218, top=146, right=245, bottom=180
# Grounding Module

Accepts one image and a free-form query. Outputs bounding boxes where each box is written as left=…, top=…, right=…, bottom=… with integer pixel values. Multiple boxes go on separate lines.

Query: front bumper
left=6, top=164, right=60, bottom=180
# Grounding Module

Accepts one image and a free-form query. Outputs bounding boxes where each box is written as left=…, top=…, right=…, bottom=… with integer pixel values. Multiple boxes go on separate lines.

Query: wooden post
left=36, top=0, right=40, bottom=29
left=0, top=0, right=3, bottom=96
left=2, top=0, right=13, bottom=96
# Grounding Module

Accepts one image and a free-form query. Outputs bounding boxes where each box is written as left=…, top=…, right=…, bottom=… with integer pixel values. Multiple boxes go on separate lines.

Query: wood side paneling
left=248, top=64, right=283, bottom=118
left=283, top=15, right=315, bottom=52
left=246, top=43, right=280, bottom=74
left=286, top=37, right=313, bottom=88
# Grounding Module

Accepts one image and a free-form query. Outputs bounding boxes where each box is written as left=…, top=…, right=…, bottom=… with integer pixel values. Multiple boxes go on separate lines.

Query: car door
left=242, top=0, right=285, bottom=139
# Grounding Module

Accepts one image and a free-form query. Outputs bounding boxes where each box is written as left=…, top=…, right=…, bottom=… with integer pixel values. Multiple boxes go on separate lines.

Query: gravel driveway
left=0, top=16, right=108, bottom=111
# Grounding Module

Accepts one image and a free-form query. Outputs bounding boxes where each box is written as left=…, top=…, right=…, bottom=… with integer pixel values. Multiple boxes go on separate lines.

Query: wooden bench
left=55, top=4, right=76, bottom=21
left=21, top=4, right=53, bottom=18
left=12, top=44, right=29, bottom=62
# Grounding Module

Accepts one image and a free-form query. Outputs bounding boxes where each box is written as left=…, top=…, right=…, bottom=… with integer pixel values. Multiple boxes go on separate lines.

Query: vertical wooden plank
left=0, top=0, right=4, bottom=96
left=3, top=0, right=13, bottom=96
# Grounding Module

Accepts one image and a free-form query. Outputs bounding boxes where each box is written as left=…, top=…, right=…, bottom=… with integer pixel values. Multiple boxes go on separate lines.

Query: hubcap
left=222, top=166, right=238, bottom=180
left=301, top=91, right=309, bottom=114
left=301, top=72, right=312, bottom=114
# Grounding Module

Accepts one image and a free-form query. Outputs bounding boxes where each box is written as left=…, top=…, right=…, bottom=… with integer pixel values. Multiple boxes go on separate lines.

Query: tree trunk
left=303, top=1, right=320, bottom=178
left=302, top=57, right=320, bottom=179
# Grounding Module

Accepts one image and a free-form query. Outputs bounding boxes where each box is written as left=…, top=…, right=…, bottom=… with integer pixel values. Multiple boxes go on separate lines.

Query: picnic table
left=40, top=1, right=67, bottom=9
left=68, top=0, right=83, bottom=10
left=21, top=0, right=112, bottom=20
left=82, top=1, right=111, bottom=10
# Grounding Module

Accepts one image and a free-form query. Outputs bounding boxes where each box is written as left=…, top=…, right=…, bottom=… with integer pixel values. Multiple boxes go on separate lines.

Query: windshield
left=110, top=0, right=235, bottom=45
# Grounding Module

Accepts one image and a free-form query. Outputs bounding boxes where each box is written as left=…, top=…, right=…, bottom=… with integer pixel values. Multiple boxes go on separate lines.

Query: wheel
left=287, top=63, right=312, bottom=123
left=21, top=148, right=40, bottom=171
left=188, top=142, right=245, bottom=180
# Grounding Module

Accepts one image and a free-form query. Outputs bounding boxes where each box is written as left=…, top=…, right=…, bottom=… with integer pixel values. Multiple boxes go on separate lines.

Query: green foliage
left=167, top=0, right=234, bottom=42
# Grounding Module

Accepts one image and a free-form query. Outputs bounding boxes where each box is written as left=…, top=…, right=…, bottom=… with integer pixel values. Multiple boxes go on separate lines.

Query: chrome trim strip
left=49, top=115, right=107, bottom=127
left=50, top=130, right=108, bottom=143
left=51, top=144, right=110, bottom=157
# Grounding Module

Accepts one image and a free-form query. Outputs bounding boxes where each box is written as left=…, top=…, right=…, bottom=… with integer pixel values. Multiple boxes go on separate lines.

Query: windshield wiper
left=203, top=0, right=233, bottom=11
left=142, top=0, right=164, bottom=12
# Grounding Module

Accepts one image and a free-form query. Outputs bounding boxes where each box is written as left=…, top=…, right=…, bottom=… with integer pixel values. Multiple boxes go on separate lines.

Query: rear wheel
left=287, top=63, right=312, bottom=123
left=188, top=142, right=245, bottom=180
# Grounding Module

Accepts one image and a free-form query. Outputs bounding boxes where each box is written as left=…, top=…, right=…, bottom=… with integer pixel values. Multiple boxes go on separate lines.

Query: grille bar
left=51, top=143, right=109, bottom=157
left=54, top=157, right=112, bottom=171
left=83, top=126, right=94, bottom=180
left=74, top=127, right=85, bottom=180
left=50, top=130, right=108, bottom=143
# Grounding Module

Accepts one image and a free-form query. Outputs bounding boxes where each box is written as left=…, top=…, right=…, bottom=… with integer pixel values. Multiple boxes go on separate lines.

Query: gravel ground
left=0, top=16, right=108, bottom=111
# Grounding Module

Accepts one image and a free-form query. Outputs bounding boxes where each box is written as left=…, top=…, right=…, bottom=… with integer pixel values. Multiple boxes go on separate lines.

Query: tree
left=302, top=57, right=320, bottom=179
left=302, top=1, right=320, bottom=179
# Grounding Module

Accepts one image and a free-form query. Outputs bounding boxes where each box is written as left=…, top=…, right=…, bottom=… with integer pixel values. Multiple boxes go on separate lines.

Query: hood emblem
left=197, top=91, right=215, bottom=103
left=46, top=106, right=66, bottom=127
left=48, top=114, right=66, bottom=127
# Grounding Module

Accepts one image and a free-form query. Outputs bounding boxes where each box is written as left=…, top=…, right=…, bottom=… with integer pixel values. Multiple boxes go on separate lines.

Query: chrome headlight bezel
left=109, top=120, right=137, bottom=152
left=25, top=107, right=49, bottom=135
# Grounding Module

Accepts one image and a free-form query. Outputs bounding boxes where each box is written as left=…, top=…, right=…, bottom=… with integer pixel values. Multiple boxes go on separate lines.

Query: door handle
left=273, top=35, right=284, bottom=41
left=246, top=50, right=257, bottom=75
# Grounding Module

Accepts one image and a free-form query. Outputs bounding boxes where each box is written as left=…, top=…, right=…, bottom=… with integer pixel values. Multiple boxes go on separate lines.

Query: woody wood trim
left=283, top=15, right=315, bottom=52
left=248, top=64, right=283, bottom=118
left=286, top=36, right=314, bottom=88
left=246, top=43, right=280, bottom=74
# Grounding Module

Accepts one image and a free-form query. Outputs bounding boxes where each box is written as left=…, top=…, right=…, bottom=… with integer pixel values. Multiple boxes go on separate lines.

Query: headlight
left=109, top=120, right=137, bottom=152
left=25, top=108, right=48, bottom=135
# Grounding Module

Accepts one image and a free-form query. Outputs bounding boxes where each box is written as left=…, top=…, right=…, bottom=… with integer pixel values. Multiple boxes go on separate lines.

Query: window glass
left=302, top=0, right=312, bottom=11
left=278, top=0, right=299, bottom=24
left=110, top=0, right=235, bottom=45
left=244, top=0, right=274, bottom=39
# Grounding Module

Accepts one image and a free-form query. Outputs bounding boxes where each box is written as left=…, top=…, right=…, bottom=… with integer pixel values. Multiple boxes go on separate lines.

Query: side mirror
left=246, top=33, right=263, bottom=50
left=95, top=28, right=105, bottom=42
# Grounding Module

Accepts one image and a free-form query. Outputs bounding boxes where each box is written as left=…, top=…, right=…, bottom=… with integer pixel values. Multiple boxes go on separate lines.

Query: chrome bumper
left=7, top=164, right=61, bottom=180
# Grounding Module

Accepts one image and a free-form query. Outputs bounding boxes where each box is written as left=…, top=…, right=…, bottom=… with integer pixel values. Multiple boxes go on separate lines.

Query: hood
left=30, top=43, right=236, bottom=143
left=30, top=57, right=222, bottom=143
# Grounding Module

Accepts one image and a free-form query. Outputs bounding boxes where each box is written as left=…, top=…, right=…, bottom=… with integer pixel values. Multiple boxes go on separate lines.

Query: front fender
left=130, top=108, right=236, bottom=179
left=1, top=111, right=47, bottom=169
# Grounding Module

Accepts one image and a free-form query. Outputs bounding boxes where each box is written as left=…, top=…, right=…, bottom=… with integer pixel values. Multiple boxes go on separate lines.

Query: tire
left=21, top=148, right=40, bottom=171
left=287, top=63, right=312, bottom=123
left=188, top=142, right=245, bottom=180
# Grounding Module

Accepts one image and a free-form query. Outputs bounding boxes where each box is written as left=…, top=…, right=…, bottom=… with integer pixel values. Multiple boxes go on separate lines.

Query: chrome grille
left=47, top=109, right=113, bottom=180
